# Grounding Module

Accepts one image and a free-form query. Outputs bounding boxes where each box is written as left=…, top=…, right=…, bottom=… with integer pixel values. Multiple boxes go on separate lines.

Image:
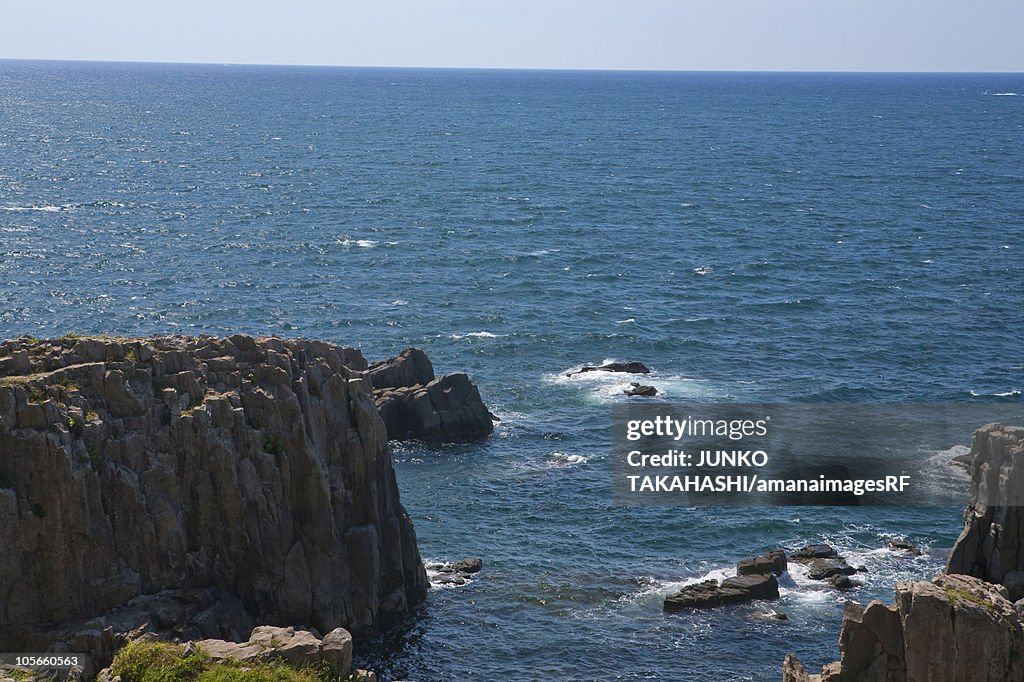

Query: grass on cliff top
left=111, top=642, right=350, bottom=682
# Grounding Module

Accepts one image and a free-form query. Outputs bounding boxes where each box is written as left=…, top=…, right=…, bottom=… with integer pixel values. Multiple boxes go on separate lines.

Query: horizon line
left=2, top=56, right=1022, bottom=76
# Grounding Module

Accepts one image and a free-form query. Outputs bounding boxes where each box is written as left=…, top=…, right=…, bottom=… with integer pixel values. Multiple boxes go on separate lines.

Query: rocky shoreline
left=0, top=335, right=493, bottom=680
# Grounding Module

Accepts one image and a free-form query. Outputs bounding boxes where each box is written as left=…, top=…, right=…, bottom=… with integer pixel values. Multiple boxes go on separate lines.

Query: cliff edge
left=0, top=335, right=428, bottom=658
left=784, top=423, right=1024, bottom=682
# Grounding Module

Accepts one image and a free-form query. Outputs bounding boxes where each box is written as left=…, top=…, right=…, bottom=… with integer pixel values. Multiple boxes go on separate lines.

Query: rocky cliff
left=947, top=423, right=1024, bottom=599
left=784, top=423, right=1024, bottom=681
left=0, top=335, right=428, bottom=658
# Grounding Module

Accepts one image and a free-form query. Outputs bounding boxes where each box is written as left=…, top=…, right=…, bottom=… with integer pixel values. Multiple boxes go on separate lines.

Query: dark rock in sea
left=664, top=574, right=779, bottom=612
left=0, top=335, right=428, bottom=671
left=370, top=348, right=495, bottom=442
left=367, top=347, right=435, bottom=390
left=886, top=538, right=922, bottom=556
left=806, top=558, right=857, bottom=581
left=828, top=575, right=861, bottom=590
left=374, top=372, right=495, bottom=442
left=623, top=382, right=658, bottom=397
left=737, top=549, right=788, bottom=577
left=790, top=543, right=838, bottom=561
left=566, top=361, right=651, bottom=377
left=452, top=558, right=483, bottom=574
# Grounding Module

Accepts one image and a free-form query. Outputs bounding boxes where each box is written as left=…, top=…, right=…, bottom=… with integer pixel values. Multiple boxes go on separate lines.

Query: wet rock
left=790, top=543, right=839, bottom=561
left=886, top=538, right=922, bottom=556
left=623, top=382, right=658, bottom=397
left=829, top=575, right=862, bottom=590
left=737, top=549, right=787, bottom=577
left=452, top=558, right=483, bottom=574
left=664, top=574, right=779, bottom=612
left=806, top=558, right=857, bottom=581
left=566, top=361, right=651, bottom=377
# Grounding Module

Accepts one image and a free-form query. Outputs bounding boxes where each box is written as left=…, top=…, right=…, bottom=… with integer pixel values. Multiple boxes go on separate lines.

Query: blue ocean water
left=1, top=61, right=1023, bottom=680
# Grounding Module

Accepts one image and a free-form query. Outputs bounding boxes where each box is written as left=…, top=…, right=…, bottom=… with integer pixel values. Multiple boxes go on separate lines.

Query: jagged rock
left=623, top=382, right=657, bottom=397
left=886, top=538, right=922, bottom=556
left=452, top=558, right=483, bottom=574
left=0, top=335, right=427, bottom=668
left=791, top=544, right=839, bottom=561
left=374, top=371, right=494, bottom=442
left=367, top=348, right=435, bottom=390
left=947, top=423, right=1024, bottom=595
left=737, top=549, right=787, bottom=577
left=321, top=627, right=354, bottom=677
left=248, top=626, right=321, bottom=668
left=664, top=574, right=779, bottom=611
left=195, top=638, right=264, bottom=664
left=566, top=361, right=650, bottom=377
left=806, top=558, right=857, bottom=581
left=784, top=573, right=1024, bottom=682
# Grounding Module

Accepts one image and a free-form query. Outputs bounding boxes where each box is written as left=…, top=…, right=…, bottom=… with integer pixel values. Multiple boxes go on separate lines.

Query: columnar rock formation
left=369, top=347, right=495, bottom=442
left=0, top=335, right=428, bottom=658
left=784, top=423, right=1024, bottom=681
left=947, top=423, right=1024, bottom=599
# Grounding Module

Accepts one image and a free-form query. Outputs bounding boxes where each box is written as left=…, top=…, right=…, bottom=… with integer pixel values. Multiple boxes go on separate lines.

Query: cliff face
left=947, top=423, right=1024, bottom=597
left=783, top=573, right=1024, bottom=682
left=784, top=423, right=1024, bottom=681
left=0, top=335, right=428, bottom=651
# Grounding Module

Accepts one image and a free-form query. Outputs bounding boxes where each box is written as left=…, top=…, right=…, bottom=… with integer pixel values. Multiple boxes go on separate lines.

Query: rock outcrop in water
left=784, top=423, right=1024, bottom=681
left=370, top=347, right=495, bottom=442
left=783, top=573, right=1024, bottom=682
left=0, top=335, right=428, bottom=669
left=947, top=423, right=1024, bottom=599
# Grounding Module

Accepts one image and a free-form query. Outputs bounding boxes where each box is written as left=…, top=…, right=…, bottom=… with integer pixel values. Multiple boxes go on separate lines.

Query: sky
left=3, top=0, right=1022, bottom=72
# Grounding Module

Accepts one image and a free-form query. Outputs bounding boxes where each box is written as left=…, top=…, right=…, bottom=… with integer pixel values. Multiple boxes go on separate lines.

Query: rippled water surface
left=2, top=62, right=1023, bottom=680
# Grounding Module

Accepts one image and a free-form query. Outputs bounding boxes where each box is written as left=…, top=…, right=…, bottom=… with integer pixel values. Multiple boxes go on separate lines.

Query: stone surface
left=374, top=371, right=495, bottom=442
left=366, top=348, right=435, bottom=390
left=791, top=543, right=839, bottom=561
left=947, top=423, right=1024, bottom=593
left=321, top=627, right=354, bottom=676
left=785, top=573, right=1024, bottom=682
left=886, top=538, right=922, bottom=556
left=566, top=361, right=650, bottom=377
left=0, top=335, right=427, bottom=665
left=451, top=558, right=483, bottom=574
left=737, top=549, right=787, bottom=577
left=664, top=574, right=779, bottom=611
left=623, top=383, right=657, bottom=397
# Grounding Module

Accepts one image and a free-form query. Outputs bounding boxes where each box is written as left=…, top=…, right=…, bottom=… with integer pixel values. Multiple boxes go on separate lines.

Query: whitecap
left=0, top=204, right=66, bottom=212
left=389, top=299, right=408, bottom=306
left=337, top=238, right=378, bottom=248
left=969, top=389, right=1022, bottom=398
left=615, top=318, right=635, bottom=324
left=547, top=452, right=588, bottom=468
left=692, top=266, right=713, bottom=276
left=451, top=331, right=500, bottom=339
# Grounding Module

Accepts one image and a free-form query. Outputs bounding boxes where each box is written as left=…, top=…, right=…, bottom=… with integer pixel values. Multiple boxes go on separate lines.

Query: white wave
left=990, top=92, right=1020, bottom=96
left=423, top=558, right=478, bottom=589
left=969, top=389, right=1021, bottom=398
left=692, top=266, right=713, bottom=276
left=388, top=299, right=408, bottom=306
left=547, top=452, right=589, bottom=468
left=451, top=331, right=501, bottom=339
left=0, top=204, right=67, bottom=212
left=615, top=318, right=635, bottom=324
left=337, top=238, right=390, bottom=249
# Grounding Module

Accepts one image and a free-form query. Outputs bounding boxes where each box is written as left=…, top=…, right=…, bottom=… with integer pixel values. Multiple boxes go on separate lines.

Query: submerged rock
left=886, top=538, right=923, bottom=556
left=0, top=335, right=427, bottom=668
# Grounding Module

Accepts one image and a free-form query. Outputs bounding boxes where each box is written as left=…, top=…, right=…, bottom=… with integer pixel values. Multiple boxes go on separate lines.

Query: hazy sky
left=4, top=0, right=1022, bottom=72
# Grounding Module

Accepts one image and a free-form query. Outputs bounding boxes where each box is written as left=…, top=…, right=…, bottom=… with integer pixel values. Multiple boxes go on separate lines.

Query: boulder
left=375, top=372, right=494, bottom=442
left=806, top=558, right=857, bottom=581
left=623, top=383, right=657, bottom=397
left=791, top=544, right=838, bottom=561
left=737, top=549, right=787, bottom=577
left=367, top=348, right=435, bottom=390
left=451, top=558, right=483, bottom=574
left=886, top=538, right=922, bottom=556
left=249, top=626, right=321, bottom=668
left=321, top=627, right=353, bottom=676
left=664, top=574, right=779, bottom=612
left=567, top=361, right=650, bottom=377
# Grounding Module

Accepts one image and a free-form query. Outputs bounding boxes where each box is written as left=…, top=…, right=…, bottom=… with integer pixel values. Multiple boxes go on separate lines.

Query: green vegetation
left=86, top=409, right=100, bottom=422
left=182, top=396, right=205, bottom=417
left=27, top=385, right=48, bottom=404
left=60, top=332, right=80, bottom=341
left=89, top=447, right=103, bottom=470
left=110, top=642, right=347, bottom=682
left=263, top=434, right=285, bottom=456
left=944, top=585, right=996, bottom=610
left=126, top=348, right=139, bottom=363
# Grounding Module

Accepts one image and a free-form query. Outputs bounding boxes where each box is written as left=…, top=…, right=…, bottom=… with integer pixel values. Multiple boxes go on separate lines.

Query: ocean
left=1, top=61, right=1022, bottom=680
